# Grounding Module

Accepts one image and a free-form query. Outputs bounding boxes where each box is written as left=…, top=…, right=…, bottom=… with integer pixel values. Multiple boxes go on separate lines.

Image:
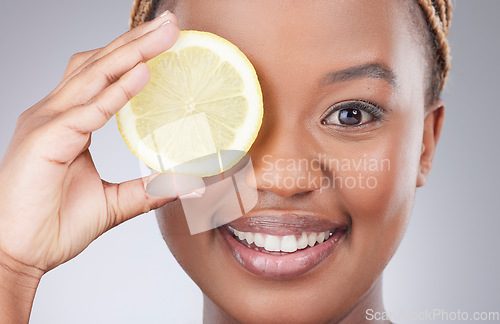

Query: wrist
left=0, top=249, right=43, bottom=324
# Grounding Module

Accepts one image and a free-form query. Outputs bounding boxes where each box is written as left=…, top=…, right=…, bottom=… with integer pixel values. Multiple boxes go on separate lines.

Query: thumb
left=102, top=173, right=205, bottom=230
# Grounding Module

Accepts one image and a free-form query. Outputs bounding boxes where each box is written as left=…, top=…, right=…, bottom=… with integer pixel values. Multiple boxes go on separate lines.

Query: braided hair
left=129, top=0, right=452, bottom=104
left=417, top=0, right=452, bottom=104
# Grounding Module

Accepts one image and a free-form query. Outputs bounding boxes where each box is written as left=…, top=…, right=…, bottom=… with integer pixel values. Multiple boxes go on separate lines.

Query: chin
left=156, top=196, right=410, bottom=323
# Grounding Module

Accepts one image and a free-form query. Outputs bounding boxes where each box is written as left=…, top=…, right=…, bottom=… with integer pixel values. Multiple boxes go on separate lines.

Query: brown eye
left=338, top=108, right=363, bottom=125
left=321, top=101, right=382, bottom=127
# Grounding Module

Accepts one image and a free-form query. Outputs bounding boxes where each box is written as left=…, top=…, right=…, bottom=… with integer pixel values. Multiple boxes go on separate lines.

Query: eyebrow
left=320, top=63, right=397, bottom=88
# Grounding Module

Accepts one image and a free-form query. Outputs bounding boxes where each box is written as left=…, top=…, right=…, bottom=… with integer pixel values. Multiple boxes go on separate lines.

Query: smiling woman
left=129, top=0, right=450, bottom=323
left=7, top=0, right=498, bottom=323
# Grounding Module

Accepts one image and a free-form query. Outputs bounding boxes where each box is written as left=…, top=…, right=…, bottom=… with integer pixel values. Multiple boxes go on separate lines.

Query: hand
left=0, top=12, right=181, bottom=282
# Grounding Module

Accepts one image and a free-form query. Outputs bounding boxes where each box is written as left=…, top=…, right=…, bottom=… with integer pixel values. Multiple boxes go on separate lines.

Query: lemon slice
left=116, top=30, right=263, bottom=176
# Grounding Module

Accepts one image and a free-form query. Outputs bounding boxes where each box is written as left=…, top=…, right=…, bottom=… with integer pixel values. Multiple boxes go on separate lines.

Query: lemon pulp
left=116, top=30, right=263, bottom=176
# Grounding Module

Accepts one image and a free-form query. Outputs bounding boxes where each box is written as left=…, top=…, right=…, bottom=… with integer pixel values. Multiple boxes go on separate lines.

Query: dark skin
left=157, top=0, right=444, bottom=323
left=0, top=0, right=443, bottom=323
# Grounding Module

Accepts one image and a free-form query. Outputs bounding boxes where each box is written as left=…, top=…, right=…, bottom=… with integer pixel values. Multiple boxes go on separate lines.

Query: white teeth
left=245, top=232, right=254, bottom=244
left=265, top=235, right=281, bottom=252
left=232, top=228, right=255, bottom=245
left=308, top=232, right=317, bottom=247
left=297, top=232, right=308, bottom=249
left=230, top=227, right=335, bottom=253
left=316, top=232, right=325, bottom=243
left=281, top=235, right=298, bottom=253
left=254, top=233, right=265, bottom=247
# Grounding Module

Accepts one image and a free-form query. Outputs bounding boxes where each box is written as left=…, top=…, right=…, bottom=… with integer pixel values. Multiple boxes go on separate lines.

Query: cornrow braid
left=417, top=0, right=453, bottom=103
left=129, top=0, right=452, bottom=102
left=129, top=0, right=156, bottom=29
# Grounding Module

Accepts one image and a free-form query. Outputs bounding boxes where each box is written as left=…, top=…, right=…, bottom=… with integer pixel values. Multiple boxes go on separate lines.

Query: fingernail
left=159, top=10, right=170, bottom=18
left=161, top=19, right=172, bottom=26
left=179, top=187, right=206, bottom=200
left=146, top=173, right=205, bottom=198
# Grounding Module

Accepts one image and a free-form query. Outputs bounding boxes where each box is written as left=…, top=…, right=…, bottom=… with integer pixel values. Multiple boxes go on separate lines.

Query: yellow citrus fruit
left=116, top=30, right=263, bottom=177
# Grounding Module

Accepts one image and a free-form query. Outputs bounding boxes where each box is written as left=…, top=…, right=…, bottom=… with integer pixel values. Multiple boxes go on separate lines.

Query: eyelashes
left=320, top=100, right=385, bottom=128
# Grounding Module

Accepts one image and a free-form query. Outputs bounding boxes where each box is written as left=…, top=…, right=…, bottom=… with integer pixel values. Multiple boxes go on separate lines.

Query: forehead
left=174, top=0, right=423, bottom=101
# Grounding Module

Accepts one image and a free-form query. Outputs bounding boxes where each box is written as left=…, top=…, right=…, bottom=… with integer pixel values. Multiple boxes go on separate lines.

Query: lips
left=218, top=211, right=349, bottom=279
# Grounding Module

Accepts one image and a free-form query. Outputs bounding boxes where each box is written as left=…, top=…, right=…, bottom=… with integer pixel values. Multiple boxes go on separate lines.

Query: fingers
left=31, top=62, right=150, bottom=165
left=58, top=11, right=178, bottom=88
left=15, top=11, right=179, bottom=173
left=49, top=12, right=179, bottom=109
left=61, top=49, right=101, bottom=80
left=87, top=10, right=178, bottom=67
left=68, top=62, right=151, bottom=133
left=83, top=10, right=178, bottom=71
left=102, top=174, right=204, bottom=232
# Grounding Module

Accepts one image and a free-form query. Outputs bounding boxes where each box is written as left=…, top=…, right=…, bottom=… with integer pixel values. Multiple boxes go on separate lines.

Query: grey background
left=0, top=1, right=498, bottom=323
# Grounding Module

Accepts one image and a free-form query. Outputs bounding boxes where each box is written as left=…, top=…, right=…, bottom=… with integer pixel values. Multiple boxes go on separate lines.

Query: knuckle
left=135, top=46, right=147, bottom=63
left=68, top=49, right=97, bottom=64
left=91, top=100, right=113, bottom=121
left=103, top=70, right=118, bottom=84
left=15, top=104, right=55, bottom=136
left=67, top=52, right=86, bottom=66
left=118, top=83, right=134, bottom=101
left=66, top=49, right=99, bottom=73
left=16, top=106, right=42, bottom=129
left=83, top=60, right=117, bottom=85
left=16, top=108, right=32, bottom=125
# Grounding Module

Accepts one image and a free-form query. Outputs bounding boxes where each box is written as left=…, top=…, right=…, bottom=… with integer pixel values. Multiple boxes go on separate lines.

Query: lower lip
left=218, top=226, right=345, bottom=279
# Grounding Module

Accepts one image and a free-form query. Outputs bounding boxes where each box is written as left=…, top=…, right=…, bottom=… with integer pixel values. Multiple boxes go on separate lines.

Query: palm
left=0, top=150, right=103, bottom=271
left=56, top=151, right=108, bottom=266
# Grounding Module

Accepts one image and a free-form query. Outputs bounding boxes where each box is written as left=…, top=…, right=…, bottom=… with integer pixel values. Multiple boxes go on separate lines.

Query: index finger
left=60, top=11, right=178, bottom=84
left=52, top=18, right=179, bottom=110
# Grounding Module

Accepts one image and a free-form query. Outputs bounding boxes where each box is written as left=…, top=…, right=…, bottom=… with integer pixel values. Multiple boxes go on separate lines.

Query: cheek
left=338, top=137, right=420, bottom=223
left=326, top=110, right=424, bottom=265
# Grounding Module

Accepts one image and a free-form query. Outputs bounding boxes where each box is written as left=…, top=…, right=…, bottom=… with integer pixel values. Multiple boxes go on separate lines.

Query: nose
left=248, top=121, right=325, bottom=198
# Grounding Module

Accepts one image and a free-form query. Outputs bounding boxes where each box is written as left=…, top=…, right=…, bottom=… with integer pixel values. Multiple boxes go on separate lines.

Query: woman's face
left=156, top=0, right=440, bottom=322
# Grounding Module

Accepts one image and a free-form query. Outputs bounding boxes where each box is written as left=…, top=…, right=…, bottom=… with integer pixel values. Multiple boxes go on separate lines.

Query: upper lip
left=226, top=209, right=350, bottom=236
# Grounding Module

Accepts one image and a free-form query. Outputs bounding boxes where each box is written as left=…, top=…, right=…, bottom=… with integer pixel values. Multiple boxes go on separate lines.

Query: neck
left=202, top=275, right=390, bottom=324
